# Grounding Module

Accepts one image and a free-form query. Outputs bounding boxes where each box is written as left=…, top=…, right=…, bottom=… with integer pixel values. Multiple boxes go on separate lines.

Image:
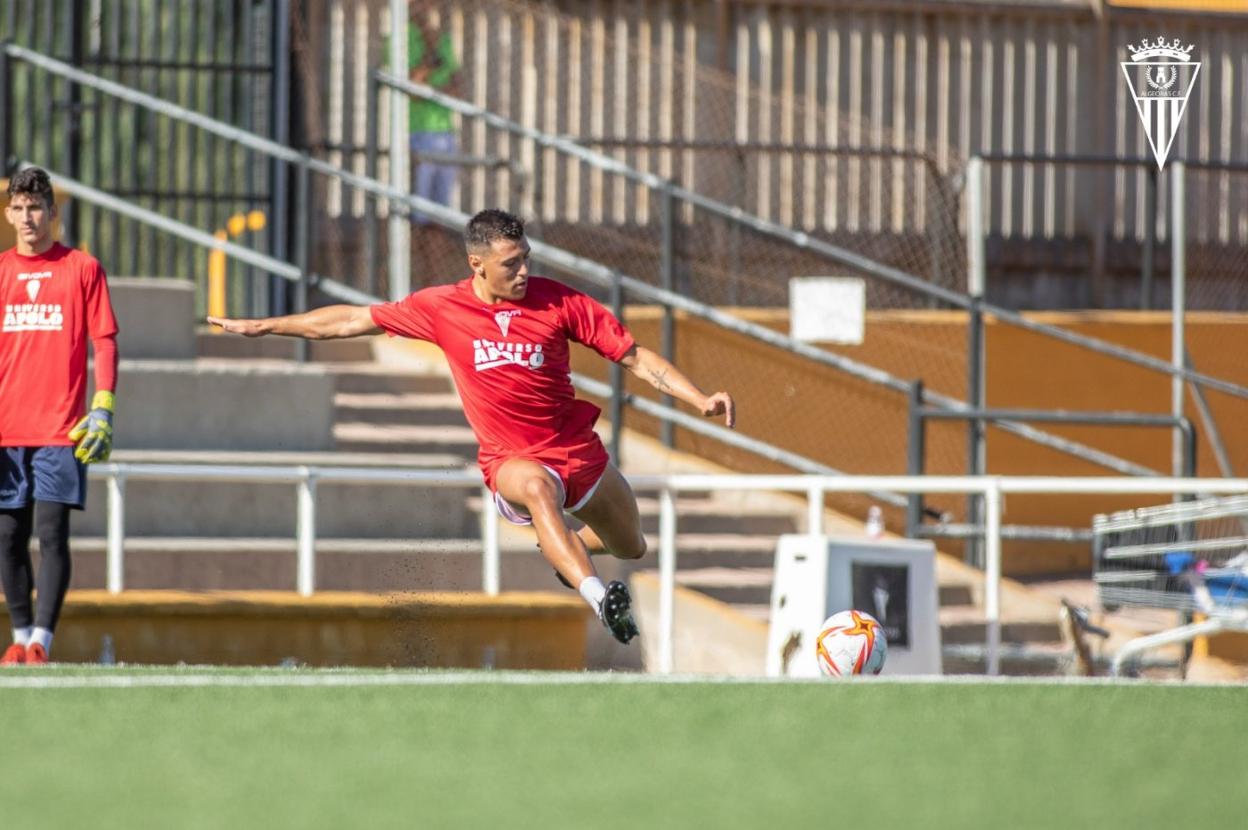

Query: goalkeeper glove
left=68, top=390, right=115, bottom=464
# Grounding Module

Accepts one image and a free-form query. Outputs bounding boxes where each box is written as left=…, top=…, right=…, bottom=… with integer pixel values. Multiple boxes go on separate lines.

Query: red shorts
left=482, top=429, right=611, bottom=524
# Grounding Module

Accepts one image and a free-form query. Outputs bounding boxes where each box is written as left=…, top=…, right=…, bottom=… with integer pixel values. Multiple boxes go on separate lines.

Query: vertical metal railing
left=292, top=160, right=311, bottom=362
left=0, top=40, right=12, bottom=177
left=295, top=469, right=316, bottom=596
left=658, top=181, right=676, bottom=448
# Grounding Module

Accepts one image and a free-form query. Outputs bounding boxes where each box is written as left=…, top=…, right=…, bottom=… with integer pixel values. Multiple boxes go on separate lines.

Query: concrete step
left=940, top=642, right=1075, bottom=676
left=196, top=331, right=375, bottom=362
left=334, top=422, right=479, bottom=457
left=112, top=359, right=335, bottom=452
left=60, top=537, right=563, bottom=593
left=77, top=475, right=480, bottom=539
left=630, top=497, right=799, bottom=536
left=334, top=392, right=469, bottom=427
left=113, top=279, right=196, bottom=359
left=672, top=566, right=978, bottom=609
left=937, top=605, right=1064, bottom=645
left=325, top=364, right=453, bottom=395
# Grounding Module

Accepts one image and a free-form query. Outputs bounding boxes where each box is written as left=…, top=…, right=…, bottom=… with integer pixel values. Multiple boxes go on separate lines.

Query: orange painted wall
left=574, top=308, right=1248, bottom=575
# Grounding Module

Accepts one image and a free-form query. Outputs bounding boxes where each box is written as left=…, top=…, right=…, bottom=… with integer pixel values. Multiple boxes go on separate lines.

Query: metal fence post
left=269, top=0, right=292, bottom=317
left=609, top=271, right=625, bottom=466
left=364, top=71, right=380, bottom=298
left=296, top=469, right=317, bottom=596
left=984, top=478, right=1002, bottom=676
left=1170, top=161, right=1186, bottom=481
left=482, top=485, right=500, bottom=595
left=106, top=471, right=125, bottom=594
left=659, top=181, right=676, bottom=448
left=387, top=0, right=410, bottom=301
left=658, top=484, right=677, bottom=675
left=0, top=42, right=13, bottom=177
left=807, top=483, right=824, bottom=536
left=906, top=380, right=925, bottom=538
left=293, top=160, right=311, bottom=363
left=966, top=156, right=987, bottom=568
left=1141, top=165, right=1157, bottom=310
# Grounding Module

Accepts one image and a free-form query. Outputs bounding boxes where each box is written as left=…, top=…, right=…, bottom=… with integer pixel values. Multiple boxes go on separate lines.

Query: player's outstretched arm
left=619, top=345, right=735, bottom=428
left=207, top=304, right=381, bottom=340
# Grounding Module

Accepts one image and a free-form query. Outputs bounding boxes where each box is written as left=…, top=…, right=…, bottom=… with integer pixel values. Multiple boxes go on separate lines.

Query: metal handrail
left=378, top=70, right=1248, bottom=404
left=38, top=168, right=908, bottom=507
left=3, top=44, right=1178, bottom=485
left=88, top=462, right=1248, bottom=676
left=371, top=72, right=1171, bottom=478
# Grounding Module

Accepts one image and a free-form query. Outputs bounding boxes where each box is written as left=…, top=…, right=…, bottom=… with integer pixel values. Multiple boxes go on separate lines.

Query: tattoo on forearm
left=648, top=367, right=672, bottom=393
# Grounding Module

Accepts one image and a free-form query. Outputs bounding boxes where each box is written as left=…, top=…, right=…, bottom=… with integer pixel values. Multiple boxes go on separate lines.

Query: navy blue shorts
left=0, top=447, right=87, bottom=510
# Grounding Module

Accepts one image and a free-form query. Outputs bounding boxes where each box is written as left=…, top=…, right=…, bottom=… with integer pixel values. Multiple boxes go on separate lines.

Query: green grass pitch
left=0, top=668, right=1243, bottom=829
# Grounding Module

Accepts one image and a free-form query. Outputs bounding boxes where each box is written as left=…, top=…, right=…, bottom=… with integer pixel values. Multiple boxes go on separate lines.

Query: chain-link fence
left=0, top=0, right=279, bottom=316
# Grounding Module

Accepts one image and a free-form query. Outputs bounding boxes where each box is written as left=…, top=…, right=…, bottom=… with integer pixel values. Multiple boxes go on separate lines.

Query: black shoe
left=600, top=580, right=639, bottom=644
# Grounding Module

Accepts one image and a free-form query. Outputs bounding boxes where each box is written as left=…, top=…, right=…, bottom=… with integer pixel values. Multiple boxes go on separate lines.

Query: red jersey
left=0, top=243, right=118, bottom=446
left=370, top=276, right=635, bottom=470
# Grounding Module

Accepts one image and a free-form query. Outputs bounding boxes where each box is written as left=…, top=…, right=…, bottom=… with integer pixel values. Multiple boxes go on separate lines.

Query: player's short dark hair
left=465, top=209, right=525, bottom=253
left=6, top=167, right=54, bottom=208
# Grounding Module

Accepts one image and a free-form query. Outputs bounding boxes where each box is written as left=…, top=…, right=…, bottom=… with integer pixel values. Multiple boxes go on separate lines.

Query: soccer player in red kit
left=0, top=167, right=119, bottom=665
left=209, top=209, right=734, bottom=643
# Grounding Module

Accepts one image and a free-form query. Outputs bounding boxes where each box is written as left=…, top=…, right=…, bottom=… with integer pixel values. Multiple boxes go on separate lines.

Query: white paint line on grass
left=0, top=669, right=1242, bottom=690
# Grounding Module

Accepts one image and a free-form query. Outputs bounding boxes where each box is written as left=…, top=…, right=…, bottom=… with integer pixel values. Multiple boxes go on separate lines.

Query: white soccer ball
left=815, top=609, right=888, bottom=677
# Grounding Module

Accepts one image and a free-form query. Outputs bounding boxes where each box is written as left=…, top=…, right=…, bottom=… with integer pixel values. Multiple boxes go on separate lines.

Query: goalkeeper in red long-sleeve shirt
left=0, top=167, right=119, bottom=666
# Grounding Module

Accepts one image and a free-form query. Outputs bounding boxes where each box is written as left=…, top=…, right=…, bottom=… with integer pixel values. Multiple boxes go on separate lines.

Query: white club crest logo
left=1121, top=36, right=1201, bottom=170
left=26, top=280, right=40, bottom=302
left=494, top=310, right=519, bottom=337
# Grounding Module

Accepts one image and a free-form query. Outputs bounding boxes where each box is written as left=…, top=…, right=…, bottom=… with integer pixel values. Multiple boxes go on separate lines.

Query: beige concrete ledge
left=30, top=590, right=591, bottom=669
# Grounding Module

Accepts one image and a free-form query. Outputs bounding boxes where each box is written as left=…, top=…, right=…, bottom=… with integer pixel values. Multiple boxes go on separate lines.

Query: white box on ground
left=789, top=277, right=865, bottom=344
left=766, top=534, right=941, bottom=676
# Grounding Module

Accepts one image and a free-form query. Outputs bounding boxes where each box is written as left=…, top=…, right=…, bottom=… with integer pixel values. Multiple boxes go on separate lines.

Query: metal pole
left=364, top=71, right=380, bottom=298
left=983, top=479, right=1002, bottom=676
left=609, top=272, right=625, bottom=466
left=658, top=485, right=677, bottom=674
left=64, top=10, right=85, bottom=247
left=106, top=472, right=125, bottom=594
left=0, top=42, right=11, bottom=177
left=387, top=0, right=410, bottom=300
left=1171, top=161, right=1186, bottom=478
left=270, top=0, right=292, bottom=315
left=807, top=484, right=824, bottom=536
left=293, top=161, right=310, bottom=363
left=905, top=380, right=925, bottom=538
left=1141, top=166, right=1157, bottom=309
left=659, top=182, right=676, bottom=448
left=482, top=486, right=500, bottom=595
left=296, top=470, right=316, bottom=596
left=966, top=156, right=987, bottom=568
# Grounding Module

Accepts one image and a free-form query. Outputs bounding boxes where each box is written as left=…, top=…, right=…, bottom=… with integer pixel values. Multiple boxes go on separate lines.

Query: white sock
left=12, top=627, right=32, bottom=646
left=578, top=576, right=607, bottom=616
left=30, top=627, right=53, bottom=651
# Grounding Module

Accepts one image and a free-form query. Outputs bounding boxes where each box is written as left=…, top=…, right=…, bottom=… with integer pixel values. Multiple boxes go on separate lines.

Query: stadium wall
left=297, top=0, right=1248, bottom=310
left=42, top=591, right=591, bottom=669
left=573, top=307, right=1248, bottom=575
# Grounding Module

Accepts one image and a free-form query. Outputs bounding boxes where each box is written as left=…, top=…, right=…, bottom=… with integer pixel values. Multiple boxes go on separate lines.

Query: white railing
left=89, top=465, right=1248, bottom=676
left=91, top=464, right=495, bottom=598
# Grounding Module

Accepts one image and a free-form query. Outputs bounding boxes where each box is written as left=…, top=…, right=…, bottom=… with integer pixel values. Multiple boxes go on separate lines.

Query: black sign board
left=851, top=562, right=910, bottom=648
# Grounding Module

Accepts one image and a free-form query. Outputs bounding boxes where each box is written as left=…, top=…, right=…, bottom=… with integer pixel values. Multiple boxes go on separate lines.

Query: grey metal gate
left=1, top=0, right=287, bottom=315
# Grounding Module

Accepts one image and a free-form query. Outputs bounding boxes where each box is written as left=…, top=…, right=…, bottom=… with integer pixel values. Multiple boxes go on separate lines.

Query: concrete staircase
left=64, top=278, right=1073, bottom=673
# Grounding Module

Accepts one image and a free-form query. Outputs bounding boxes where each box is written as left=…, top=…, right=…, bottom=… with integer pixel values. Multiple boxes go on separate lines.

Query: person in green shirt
left=405, top=5, right=460, bottom=222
